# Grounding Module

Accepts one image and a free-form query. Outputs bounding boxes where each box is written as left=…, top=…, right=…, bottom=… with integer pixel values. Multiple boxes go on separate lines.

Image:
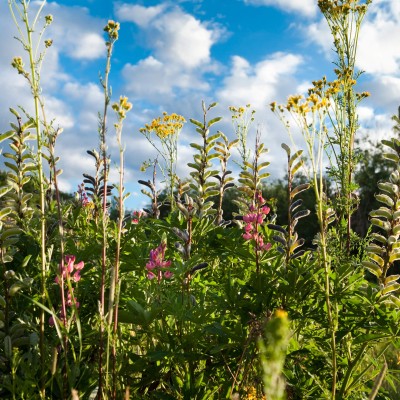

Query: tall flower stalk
left=140, top=112, right=186, bottom=211
left=108, top=96, right=132, bottom=399
left=9, top=1, right=53, bottom=395
left=318, top=0, right=371, bottom=251
left=272, top=83, right=337, bottom=396
left=98, top=19, right=120, bottom=399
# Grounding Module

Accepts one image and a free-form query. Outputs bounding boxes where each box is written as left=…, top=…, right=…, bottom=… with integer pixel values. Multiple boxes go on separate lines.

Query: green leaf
left=290, top=183, right=310, bottom=199
left=381, top=283, right=400, bottom=296
left=0, top=130, right=14, bottom=143
left=207, top=117, right=222, bottom=128
left=281, top=143, right=290, bottom=156
left=375, top=194, right=394, bottom=207
left=289, top=150, right=303, bottom=167
left=190, top=119, right=204, bottom=129
left=384, top=275, right=400, bottom=285
left=383, top=153, right=400, bottom=163
left=353, top=333, right=390, bottom=345
left=368, top=253, right=385, bottom=267
left=370, top=207, right=392, bottom=220
left=362, top=261, right=382, bottom=277
left=190, top=143, right=203, bottom=151
left=389, top=253, right=400, bottom=263
left=291, top=160, right=304, bottom=176
left=370, top=218, right=390, bottom=232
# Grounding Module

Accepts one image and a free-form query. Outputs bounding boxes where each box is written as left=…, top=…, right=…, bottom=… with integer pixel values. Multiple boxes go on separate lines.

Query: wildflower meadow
left=2, top=0, right=400, bottom=399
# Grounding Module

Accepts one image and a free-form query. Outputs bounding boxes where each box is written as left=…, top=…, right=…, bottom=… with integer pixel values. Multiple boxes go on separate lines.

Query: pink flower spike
left=147, top=271, right=156, bottom=280
left=74, top=261, right=84, bottom=271
left=262, top=243, right=272, bottom=251
left=243, top=232, right=252, bottom=241
left=49, top=316, right=55, bottom=326
left=65, top=255, right=76, bottom=264
left=73, top=271, right=81, bottom=282
left=164, top=270, right=173, bottom=279
left=262, top=206, right=270, bottom=215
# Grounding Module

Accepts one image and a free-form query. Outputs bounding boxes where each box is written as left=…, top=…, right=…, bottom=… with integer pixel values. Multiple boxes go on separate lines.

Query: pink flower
left=132, top=210, right=144, bottom=224
left=164, top=270, right=173, bottom=279
left=241, top=192, right=271, bottom=254
left=51, top=255, right=85, bottom=328
left=145, top=241, right=173, bottom=282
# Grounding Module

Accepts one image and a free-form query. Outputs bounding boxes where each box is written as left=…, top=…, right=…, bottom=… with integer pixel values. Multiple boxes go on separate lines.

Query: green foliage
left=2, top=1, right=400, bottom=399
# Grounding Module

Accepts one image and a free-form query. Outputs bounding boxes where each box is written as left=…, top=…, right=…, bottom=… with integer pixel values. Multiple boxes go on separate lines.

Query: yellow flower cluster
left=140, top=112, right=186, bottom=139
left=229, top=104, right=255, bottom=121
left=104, top=20, right=120, bottom=40
left=245, top=386, right=266, bottom=400
left=112, top=96, right=132, bottom=120
left=318, top=0, right=369, bottom=16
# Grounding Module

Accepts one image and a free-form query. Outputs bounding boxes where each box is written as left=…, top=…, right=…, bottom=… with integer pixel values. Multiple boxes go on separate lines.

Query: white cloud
left=217, top=52, right=304, bottom=109
left=244, top=0, right=318, bottom=18
left=44, top=3, right=105, bottom=61
left=117, top=3, right=224, bottom=102
left=115, top=4, right=167, bottom=27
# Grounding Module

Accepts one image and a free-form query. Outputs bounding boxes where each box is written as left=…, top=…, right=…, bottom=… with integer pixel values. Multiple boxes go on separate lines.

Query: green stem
left=18, top=2, right=47, bottom=396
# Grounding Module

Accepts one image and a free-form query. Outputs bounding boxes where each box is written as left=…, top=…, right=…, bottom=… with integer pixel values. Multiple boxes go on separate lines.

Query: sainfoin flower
left=242, top=191, right=272, bottom=252
left=50, top=255, right=84, bottom=327
left=132, top=210, right=144, bottom=224
left=146, top=241, right=173, bottom=282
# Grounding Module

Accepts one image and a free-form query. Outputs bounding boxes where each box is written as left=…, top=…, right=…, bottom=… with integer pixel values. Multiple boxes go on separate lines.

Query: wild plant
left=229, top=104, right=256, bottom=170
left=213, top=131, right=238, bottom=225
left=140, top=112, right=186, bottom=210
left=269, top=144, right=310, bottom=263
left=139, top=159, right=162, bottom=219
left=107, top=96, right=132, bottom=399
left=187, top=101, right=221, bottom=219
left=96, top=19, right=120, bottom=399
left=318, top=0, right=372, bottom=250
left=8, top=0, right=56, bottom=394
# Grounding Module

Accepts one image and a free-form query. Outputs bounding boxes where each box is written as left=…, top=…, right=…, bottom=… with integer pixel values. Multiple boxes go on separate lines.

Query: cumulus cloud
left=114, top=3, right=167, bottom=27
left=217, top=52, right=304, bottom=109
left=244, top=0, right=318, bottom=18
left=116, top=3, right=224, bottom=102
left=44, top=3, right=105, bottom=61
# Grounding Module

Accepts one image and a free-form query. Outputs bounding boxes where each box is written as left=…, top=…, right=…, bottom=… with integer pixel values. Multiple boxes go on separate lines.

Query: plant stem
left=18, top=2, right=47, bottom=395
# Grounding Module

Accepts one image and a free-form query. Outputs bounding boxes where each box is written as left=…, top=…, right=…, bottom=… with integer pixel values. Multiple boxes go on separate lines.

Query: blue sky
left=1, top=0, right=399, bottom=210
